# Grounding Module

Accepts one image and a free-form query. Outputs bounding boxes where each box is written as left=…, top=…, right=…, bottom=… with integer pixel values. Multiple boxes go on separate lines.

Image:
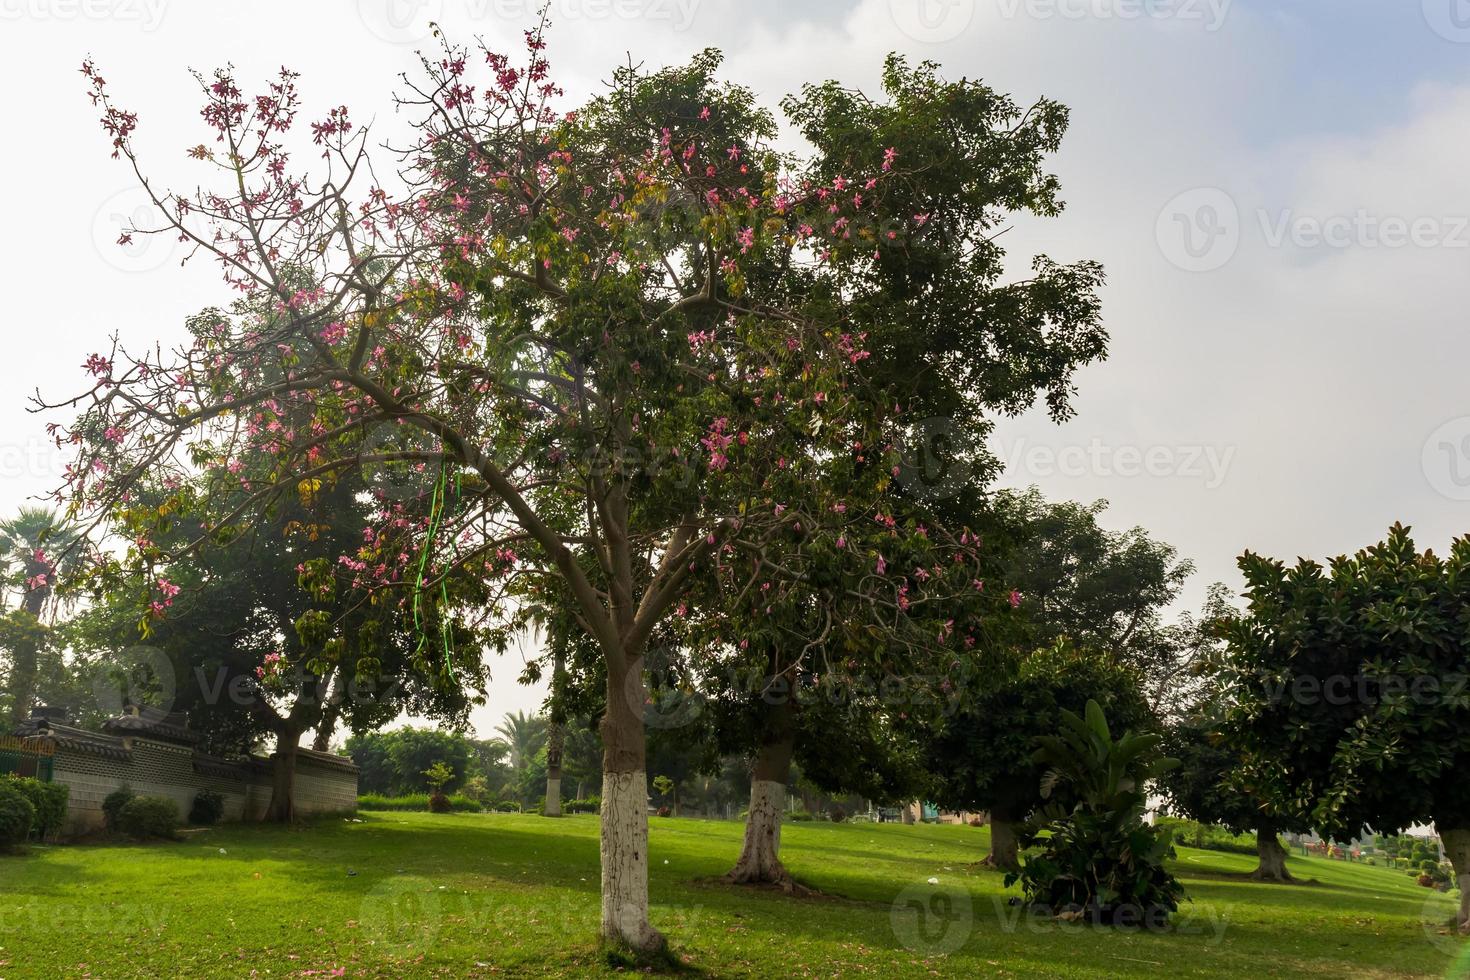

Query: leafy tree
left=57, top=28, right=1104, bottom=951
left=347, top=727, right=472, bottom=796
left=0, top=508, right=79, bottom=726
left=922, top=641, right=1154, bottom=871
left=1158, top=712, right=1303, bottom=882
left=1009, top=700, right=1184, bottom=925
left=1219, top=524, right=1470, bottom=930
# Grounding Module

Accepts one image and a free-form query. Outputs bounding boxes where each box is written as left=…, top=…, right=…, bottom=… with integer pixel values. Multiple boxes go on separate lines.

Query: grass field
left=2, top=812, right=1467, bottom=978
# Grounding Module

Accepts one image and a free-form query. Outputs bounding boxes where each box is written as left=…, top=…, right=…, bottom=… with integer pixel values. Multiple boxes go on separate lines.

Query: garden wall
left=13, top=708, right=357, bottom=837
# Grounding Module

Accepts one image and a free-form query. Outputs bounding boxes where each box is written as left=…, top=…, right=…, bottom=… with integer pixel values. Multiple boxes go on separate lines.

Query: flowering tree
left=50, top=26, right=1103, bottom=953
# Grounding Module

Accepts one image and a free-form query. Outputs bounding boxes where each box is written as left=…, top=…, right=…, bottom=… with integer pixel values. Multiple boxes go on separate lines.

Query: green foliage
left=2, top=776, right=68, bottom=841
left=355, top=794, right=482, bottom=813
left=1152, top=817, right=1259, bottom=856
left=102, top=786, right=135, bottom=833
left=0, top=779, right=35, bottom=849
left=189, top=789, right=225, bottom=826
left=1009, top=700, right=1185, bottom=925
left=422, top=761, right=455, bottom=792
left=116, top=795, right=179, bottom=841
left=1220, top=523, right=1470, bottom=843
left=925, top=640, right=1154, bottom=826
left=565, top=797, right=599, bottom=814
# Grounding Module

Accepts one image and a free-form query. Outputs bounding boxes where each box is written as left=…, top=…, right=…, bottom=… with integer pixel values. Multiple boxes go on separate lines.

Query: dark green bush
left=828, top=804, right=847, bottom=823
left=1152, top=817, right=1258, bottom=856
left=565, top=797, right=599, bottom=814
left=3, top=777, right=68, bottom=840
left=102, top=786, right=135, bottom=833
left=189, top=789, right=226, bottom=826
left=0, top=781, right=35, bottom=850
left=788, top=810, right=814, bottom=822
left=428, top=791, right=452, bottom=814
left=117, top=796, right=180, bottom=841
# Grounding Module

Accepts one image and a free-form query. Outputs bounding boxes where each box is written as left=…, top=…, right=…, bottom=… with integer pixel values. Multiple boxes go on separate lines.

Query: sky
left=3, top=0, right=1470, bottom=738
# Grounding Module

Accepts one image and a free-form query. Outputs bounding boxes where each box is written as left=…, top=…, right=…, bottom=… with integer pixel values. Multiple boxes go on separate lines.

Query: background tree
left=921, top=640, right=1154, bottom=871
left=1219, top=524, right=1470, bottom=930
left=0, top=508, right=79, bottom=726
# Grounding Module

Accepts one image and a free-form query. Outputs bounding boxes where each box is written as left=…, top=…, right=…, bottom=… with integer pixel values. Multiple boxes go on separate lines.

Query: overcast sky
left=4, top=0, right=1469, bottom=737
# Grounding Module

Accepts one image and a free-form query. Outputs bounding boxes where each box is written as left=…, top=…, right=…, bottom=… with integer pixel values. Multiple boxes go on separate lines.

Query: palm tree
left=0, top=507, right=80, bottom=725
left=492, top=710, right=548, bottom=771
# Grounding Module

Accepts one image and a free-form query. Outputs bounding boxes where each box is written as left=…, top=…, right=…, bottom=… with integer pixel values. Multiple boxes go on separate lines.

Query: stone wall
left=31, top=723, right=356, bottom=837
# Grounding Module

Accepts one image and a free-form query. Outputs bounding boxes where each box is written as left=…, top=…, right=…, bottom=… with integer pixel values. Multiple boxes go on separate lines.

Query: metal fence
left=0, top=734, right=54, bottom=782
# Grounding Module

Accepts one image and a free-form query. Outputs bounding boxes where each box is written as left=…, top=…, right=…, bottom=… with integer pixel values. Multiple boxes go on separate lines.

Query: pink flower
left=1009, top=589, right=1022, bottom=608
left=882, top=147, right=897, bottom=171
left=875, top=555, right=887, bottom=575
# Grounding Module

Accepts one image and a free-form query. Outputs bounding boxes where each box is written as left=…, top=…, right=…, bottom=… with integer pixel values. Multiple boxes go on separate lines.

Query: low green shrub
left=0, top=780, right=35, bottom=850
left=357, top=793, right=482, bottom=813
left=3, top=777, right=68, bottom=840
left=117, top=796, right=179, bottom=841
left=428, top=791, right=453, bottom=814
left=102, top=786, right=135, bottom=833
left=189, top=789, right=226, bottom=826
left=788, top=810, right=814, bottom=822
left=565, top=798, right=599, bottom=814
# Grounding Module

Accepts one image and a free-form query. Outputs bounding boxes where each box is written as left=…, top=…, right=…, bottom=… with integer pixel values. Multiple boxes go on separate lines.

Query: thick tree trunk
left=266, top=736, right=299, bottom=823
left=983, top=815, right=1020, bottom=872
left=727, top=695, right=797, bottom=887
left=6, top=635, right=38, bottom=728
left=1251, top=824, right=1294, bottom=882
left=599, top=658, right=663, bottom=954
left=1437, top=823, right=1470, bottom=932
left=544, top=719, right=564, bottom=817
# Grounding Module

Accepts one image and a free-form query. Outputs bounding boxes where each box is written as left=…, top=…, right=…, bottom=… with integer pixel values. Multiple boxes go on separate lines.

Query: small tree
left=424, top=761, right=455, bottom=813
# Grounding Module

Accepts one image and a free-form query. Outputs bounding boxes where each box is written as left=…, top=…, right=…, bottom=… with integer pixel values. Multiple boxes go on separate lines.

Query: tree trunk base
left=1251, top=827, right=1295, bottom=883
left=600, top=770, right=665, bottom=955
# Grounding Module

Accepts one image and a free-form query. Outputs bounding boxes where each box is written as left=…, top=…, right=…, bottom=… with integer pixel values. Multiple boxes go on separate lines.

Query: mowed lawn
left=2, top=813, right=1467, bottom=978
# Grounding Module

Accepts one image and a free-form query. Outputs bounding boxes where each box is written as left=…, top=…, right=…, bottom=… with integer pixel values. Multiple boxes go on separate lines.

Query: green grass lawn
left=2, top=813, right=1466, bottom=978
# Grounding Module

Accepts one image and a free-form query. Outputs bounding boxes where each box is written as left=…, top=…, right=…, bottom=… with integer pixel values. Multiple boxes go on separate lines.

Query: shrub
left=356, top=793, right=481, bottom=813
left=1152, top=817, right=1258, bottom=856
left=116, top=796, right=180, bottom=841
left=4, top=777, right=68, bottom=841
left=428, top=791, right=452, bottom=814
left=0, top=781, right=35, bottom=850
left=828, top=804, right=847, bottom=823
left=565, top=797, right=599, bottom=814
left=788, top=810, right=814, bottom=822
left=1010, top=701, right=1185, bottom=926
left=189, top=789, right=226, bottom=826
left=656, top=805, right=672, bottom=818
left=102, top=786, right=135, bottom=833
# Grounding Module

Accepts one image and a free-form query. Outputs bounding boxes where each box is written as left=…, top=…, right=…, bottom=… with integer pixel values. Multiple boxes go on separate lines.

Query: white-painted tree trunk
left=600, top=770, right=662, bottom=952
left=544, top=776, right=562, bottom=817
left=729, top=779, right=788, bottom=885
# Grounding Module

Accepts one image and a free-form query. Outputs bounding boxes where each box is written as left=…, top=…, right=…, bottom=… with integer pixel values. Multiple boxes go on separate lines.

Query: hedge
left=3, top=776, right=68, bottom=841
left=356, top=794, right=483, bottom=813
